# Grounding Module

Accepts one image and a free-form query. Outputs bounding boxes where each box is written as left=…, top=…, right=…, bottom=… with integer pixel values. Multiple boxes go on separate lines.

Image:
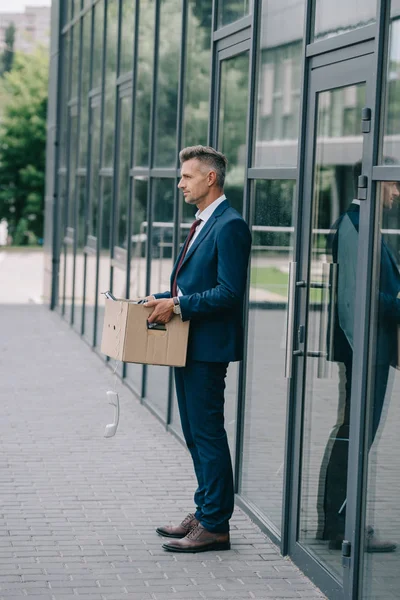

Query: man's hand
left=146, top=298, right=174, bottom=324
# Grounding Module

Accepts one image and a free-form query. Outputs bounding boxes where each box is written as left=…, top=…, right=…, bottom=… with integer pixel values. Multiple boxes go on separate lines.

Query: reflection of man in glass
left=318, top=162, right=400, bottom=552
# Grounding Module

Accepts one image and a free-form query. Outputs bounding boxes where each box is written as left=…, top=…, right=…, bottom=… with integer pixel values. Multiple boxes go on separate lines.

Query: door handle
left=284, top=262, right=297, bottom=379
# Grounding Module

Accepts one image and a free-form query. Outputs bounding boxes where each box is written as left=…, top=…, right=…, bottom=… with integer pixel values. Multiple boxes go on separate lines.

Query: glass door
left=213, top=38, right=250, bottom=469
left=289, top=53, right=373, bottom=595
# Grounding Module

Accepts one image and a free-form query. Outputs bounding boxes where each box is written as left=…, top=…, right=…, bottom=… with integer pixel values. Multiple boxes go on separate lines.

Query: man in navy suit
left=145, top=146, right=252, bottom=553
left=319, top=165, right=400, bottom=552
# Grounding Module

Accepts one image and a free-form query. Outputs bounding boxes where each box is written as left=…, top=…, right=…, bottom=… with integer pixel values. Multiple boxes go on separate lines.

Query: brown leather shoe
left=162, top=523, right=230, bottom=553
left=156, top=513, right=199, bottom=539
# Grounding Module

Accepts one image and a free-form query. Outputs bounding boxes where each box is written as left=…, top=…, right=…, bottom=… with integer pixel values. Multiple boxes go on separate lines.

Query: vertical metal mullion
left=281, top=0, right=315, bottom=558
left=346, top=1, right=389, bottom=598
left=71, top=15, right=84, bottom=326
left=208, top=0, right=218, bottom=144
left=234, top=0, right=258, bottom=497
left=51, top=0, right=64, bottom=310
left=124, top=0, right=140, bottom=380
left=109, top=0, right=122, bottom=297
left=142, top=0, right=160, bottom=401
left=81, top=6, right=96, bottom=335
left=62, top=27, right=74, bottom=317
left=166, top=0, right=188, bottom=427
left=93, top=0, right=107, bottom=348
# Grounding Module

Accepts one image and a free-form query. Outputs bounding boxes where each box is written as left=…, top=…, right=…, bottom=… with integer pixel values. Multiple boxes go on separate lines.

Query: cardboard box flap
left=100, top=299, right=129, bottom=360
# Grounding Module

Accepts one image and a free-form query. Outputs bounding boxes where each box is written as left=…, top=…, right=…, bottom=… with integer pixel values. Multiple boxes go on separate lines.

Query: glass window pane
left=88, top=103, right=101, bottom=238
left=254, top=0, right=305, bottom=167
left=105, top=0, right=118, bottom=83
left=218, top=52, right=249, bottom=214
left=115, top=95, right=132, bottom=249
left=218, top=0, right=249, bottom=28
left=79, top=12, right=91, bottom=167
left=133, top=0, right=155, bottom=167
left=120, top=0, right=136, bottom=75
left=381, top=12, right=400, bottom=164
left=92, top=1, right=104, bottom=90
left=126, top=177, right=148, bottom=393
left=146, top=178, right=175, bottom=418
left=299, top=85, right=365, bottom=583
left=74, top=176, right=87, bottom=335
left=59, top=32, right=70, bottom=168
left=183, top=1, right=212, bottom=148
left=313, top=0, right=376, bottom=42
left=70, top=24, right=80, bottom=99
left=96, top=178, right=113, bottom=347
left=241, top=179, right=295, bottom=530
left=154, top=0, right=181, bottom=167
left=102, top=0, right=118, bottom=168
left=362, top=180, right=400, bottom=598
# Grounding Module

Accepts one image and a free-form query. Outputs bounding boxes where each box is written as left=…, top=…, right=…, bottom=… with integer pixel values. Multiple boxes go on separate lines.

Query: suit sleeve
left=178, top=218, right=252, bottom=321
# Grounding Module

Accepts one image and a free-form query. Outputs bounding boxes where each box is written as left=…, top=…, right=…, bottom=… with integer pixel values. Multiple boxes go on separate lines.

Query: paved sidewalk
left=0, top=304, right=325, bottom=600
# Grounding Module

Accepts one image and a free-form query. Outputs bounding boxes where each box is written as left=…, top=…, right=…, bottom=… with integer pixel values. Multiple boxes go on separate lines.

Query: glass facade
left=44, top=1, right=400, bottom=598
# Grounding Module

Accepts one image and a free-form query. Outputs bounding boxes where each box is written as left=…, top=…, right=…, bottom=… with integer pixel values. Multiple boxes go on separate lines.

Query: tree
left=1, top=22, right=16, bottom=76
left=0, top=48, right=48, bottom=244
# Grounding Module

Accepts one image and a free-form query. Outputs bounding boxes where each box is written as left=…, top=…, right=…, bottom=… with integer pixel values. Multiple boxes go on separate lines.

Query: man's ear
left=208, top=170, right=217, bottom=187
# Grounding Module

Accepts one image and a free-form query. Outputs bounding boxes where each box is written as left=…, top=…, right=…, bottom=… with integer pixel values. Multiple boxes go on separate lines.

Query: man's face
left=382, top=181, right=400, bottom=209
left=178, top=158, right=210, bottom=205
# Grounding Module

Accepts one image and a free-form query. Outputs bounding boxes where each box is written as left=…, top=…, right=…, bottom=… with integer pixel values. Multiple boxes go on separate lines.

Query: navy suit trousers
left=174, top=359, right=234, bottom=533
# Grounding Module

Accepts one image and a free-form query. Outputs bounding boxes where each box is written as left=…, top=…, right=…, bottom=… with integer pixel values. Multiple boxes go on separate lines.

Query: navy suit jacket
left=154, top=199, right=252, bottom=363
left=330, top=203, right=400, bottom=366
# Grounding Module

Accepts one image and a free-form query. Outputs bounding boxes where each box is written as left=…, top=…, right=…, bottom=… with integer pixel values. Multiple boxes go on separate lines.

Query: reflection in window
left=146, top=178, right=175, bottom=419
left=154, top=0, right=181, bottom=167
left=313, top=0, right=376, bottom=42
left=126, top=177, right=148, bottom=394
left=70, top=23, right=80, bottom=99
left=183, top=1, right=212, bottom=147
left=88, top=103, right=101, bottom=238
left=254, top=1, right=305, bottom=167
left=381, top=17, right=400, bottom=163
left=92, top=1, right=104, bottom=90
left=115, top=95, right=132, bottom=249
left=362, top=180, right=400, bottom=598
left=59, top=32, right=70, bottom=168
left=102, top=0, right=118, bottom=168
left=219, top=53, right=249, bottom=214
left=78, top=12, right=91, bottom=167
left=96, top=178, right=113, bottom=346
left=218, top=0, right=249, bottom=28
left=130, top=178, right=148, bottom=299
left=241, top=179, right=295, bottom=531
left=134, top=0, right=155, bottom=167
left=120, top=0, right=135, bottom=75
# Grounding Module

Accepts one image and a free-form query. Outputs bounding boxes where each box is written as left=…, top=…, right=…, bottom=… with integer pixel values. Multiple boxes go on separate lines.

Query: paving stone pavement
left=0, top=304, right=326, bottom=600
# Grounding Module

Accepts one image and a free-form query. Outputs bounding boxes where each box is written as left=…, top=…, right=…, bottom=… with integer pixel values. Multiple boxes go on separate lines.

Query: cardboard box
left=101, top=298, right=190, bottom=367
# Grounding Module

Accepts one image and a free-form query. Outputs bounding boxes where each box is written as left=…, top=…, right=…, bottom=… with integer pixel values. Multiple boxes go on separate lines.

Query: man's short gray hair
left=179, top=145, right=228, bottom=189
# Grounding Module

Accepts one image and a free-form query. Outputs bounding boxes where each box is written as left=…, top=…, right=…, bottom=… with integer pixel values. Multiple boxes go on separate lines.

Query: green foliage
left=0, top=48, right=48, bottom=244
left=1, top=22, right=16, bottom=75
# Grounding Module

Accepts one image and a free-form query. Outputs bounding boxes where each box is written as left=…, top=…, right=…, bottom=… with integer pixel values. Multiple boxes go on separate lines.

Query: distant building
left=0, top=6, right=50, bottom=54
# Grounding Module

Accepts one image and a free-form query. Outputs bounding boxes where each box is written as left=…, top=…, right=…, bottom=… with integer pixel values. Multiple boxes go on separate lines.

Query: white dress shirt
left=177, top=194, right=226, bottom=297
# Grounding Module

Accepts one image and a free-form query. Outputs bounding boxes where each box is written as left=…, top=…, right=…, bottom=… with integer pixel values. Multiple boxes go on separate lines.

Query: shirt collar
left=195, top=194, right=226, bottom=222
left=352, top=198, right=361, bottom=205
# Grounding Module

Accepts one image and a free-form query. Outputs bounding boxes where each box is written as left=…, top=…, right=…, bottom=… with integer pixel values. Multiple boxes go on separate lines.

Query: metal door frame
left=287, top=47, right=375, bottom=599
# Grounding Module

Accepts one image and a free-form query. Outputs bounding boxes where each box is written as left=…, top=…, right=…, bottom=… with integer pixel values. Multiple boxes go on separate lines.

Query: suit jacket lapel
left=180, top=200, right=230, bottom=269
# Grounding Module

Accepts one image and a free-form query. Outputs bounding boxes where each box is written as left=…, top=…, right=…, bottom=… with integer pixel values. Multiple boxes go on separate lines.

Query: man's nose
left=178, top=179, right=184, bottom=189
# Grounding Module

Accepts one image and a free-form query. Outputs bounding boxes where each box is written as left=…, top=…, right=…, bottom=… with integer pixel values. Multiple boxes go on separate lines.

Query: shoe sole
left=155, top=528, right=186, bottom=539
left=162, top=542, right=231, bottom=553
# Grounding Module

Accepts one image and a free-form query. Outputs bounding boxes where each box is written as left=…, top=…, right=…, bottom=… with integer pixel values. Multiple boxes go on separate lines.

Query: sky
left=0, top=0, right=51, bottom=12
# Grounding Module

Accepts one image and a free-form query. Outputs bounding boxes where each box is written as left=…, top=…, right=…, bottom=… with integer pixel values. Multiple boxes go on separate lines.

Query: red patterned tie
left=172, top=218, right=202, bottom=297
